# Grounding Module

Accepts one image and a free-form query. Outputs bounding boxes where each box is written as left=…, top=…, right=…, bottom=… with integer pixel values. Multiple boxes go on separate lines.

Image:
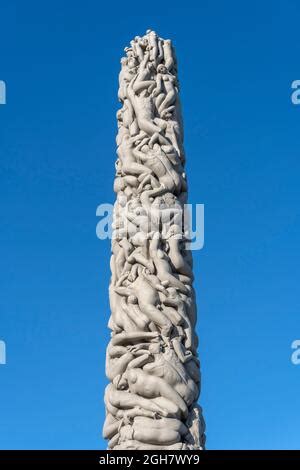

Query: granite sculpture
left=103, top=30, right=205, bottom=450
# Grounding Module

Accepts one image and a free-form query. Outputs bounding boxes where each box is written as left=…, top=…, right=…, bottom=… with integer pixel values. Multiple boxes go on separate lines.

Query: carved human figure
left=114, top=267, right=173, bottom=335
left=154, top=64, right=177, bottom=118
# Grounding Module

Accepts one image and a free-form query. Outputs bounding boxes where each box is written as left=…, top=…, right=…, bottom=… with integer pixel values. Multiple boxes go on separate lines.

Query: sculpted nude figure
left=106, top=343, right=135, bottom=383
left=134, top=416, right=189, bottom=438
left=120, top=295, right=150, bottom=331
left=126, top=368, right=188, bottom=418
left=117, top=132, right=152, bottom=178
left=134, top=143, right=183, bottom=198
left=154, top=64, right=177, bottom=118
left=121, top=244, right=154, bottom=275
left=132, top=51, right=155, bottom=94
left=125, top=200, right=153, bottom=238
left=118, top=57, right=136, bottom=102
left=118, top=416, right=189, bottom=446
left=111, top=236, right=134, bottom=279
left=166, top=224, right=194, bottom=280
left=157, top=37, right=164, bottom=64
left=109, top=288, right=138, bottom=332
left=104, top=384, right=168, bottom=422
left=146, top=30, right=159, bottom=64
left=130, top=36, right=145, bottom=63
left=127, top=67, right=169, bottom=146
left=114, top=267, right=173, bottom=335
left=142, top=343, right=199, bottom=407
left=104, top=412, right=158, bottom=446
left=165, top=117, right=184, bottom=163
left=128, top=416, right=192, bottom=447
left=162, top=39, right=175, bottom=71
left=160, top=286, right=193, bottom=351
left=106, top=331, right=159, bottom=383
left=113, top=175, right=138, bottom=198
left=149, top=236, right=189, bottom=294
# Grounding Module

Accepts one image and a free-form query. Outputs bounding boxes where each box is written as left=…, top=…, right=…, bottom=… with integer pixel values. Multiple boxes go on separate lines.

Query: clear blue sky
left=0, top=0, right=299, bottom=450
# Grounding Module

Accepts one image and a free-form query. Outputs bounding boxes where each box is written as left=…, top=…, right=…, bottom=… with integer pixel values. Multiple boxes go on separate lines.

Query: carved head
left=116, top=108, right=123, bottom=122
left=128, top=295, right=138, bottom=305
left=134, top=206, right=146, bottom=217
left=113, top=374, right=128, bottom=390
left=146, top=62, right=155, bottom=73
left=157, top=64, right=168, bottom=74
left=126, top=369, right=138, bottom=385
left=163, top=192, right=176, bottom=206
left=167, top=223, right=182, bottom=239
left=127, top=56, right=138, bottom=69
left=141, top=144, right=150, bottom=153
left=167, top=287, right=177, bottom=298
left=140, top=37, right=148, bottom=48
left=124, top=46, right=133, bottom=56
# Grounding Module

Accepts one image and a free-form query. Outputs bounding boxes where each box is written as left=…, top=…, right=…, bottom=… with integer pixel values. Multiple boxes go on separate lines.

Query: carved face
left=168, top=223, right=181, bottom=237
left=116, top=109, right=123, bottom=122
left=164, top=193, right=176, bottom=206
left=128, top=57, right=137, bottom=69
left=140, top=38, right=148, bottom=48
left=114, top=374, right=128, bottom=390
left=157, top=64, right=167, bottom=74
left=128, top=295, right=138, bottom=304
left=147, top=62, right=154, bottom=73
left=141, top=144, right=149, bottom=153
